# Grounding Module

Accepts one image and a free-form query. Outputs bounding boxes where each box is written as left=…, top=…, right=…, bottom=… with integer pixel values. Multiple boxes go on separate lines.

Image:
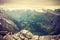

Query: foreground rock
left=4, top=30, right=60, bottom=40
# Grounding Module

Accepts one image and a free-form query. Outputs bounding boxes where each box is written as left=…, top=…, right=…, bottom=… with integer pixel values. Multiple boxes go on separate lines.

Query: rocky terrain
left=0, top=9, right=60, bottom=40
left=4, top=30, right=60, bottom=40
left=0, top=9, right=19, bottom=34
left=0, top=9, right=19, bottom=40
left=5, top=9, right=60, bottom=35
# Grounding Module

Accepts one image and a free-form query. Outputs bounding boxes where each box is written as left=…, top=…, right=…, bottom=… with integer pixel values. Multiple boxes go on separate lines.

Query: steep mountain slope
left=0, top=9, right=19, bottom=36
left=5, top=9, right=60, bottom=35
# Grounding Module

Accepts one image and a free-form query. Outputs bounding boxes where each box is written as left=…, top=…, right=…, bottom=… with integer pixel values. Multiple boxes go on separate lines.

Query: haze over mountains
left=2, top=9, right=60, bottom=35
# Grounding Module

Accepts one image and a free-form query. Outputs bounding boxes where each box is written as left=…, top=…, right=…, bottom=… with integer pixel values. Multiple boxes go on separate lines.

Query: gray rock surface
left=0, top=10, right=19, bottom=35
left=4, top=30, right=60, bottom=40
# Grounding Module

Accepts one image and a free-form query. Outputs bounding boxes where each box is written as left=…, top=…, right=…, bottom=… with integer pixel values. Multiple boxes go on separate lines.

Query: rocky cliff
left=0, top=9, right=60, bottom=40
left=0, top=9, right=19, bottom=34
left=4, top=30, right=60, bottom=40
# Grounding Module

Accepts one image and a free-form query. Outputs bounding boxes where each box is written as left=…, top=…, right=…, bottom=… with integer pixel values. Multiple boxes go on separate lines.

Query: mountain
left=4, top=9, right=60, bottom=35
left=0, top=9, right=19, bottom=36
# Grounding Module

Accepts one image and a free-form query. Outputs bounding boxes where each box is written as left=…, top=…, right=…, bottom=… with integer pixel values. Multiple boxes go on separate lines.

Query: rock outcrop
left=0, top=10, right=19, bottom=35
left=4, top=30, right=60, bottom=40
left=0, top=9, right=19, bottom=40
left=0, top=9, right=60, bottom=40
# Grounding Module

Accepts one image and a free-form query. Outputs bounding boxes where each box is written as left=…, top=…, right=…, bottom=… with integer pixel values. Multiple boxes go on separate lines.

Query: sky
left=0, top=0, right=60, bottom=10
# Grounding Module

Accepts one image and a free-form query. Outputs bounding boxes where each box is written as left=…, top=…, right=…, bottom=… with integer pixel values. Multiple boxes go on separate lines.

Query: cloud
left=0, top=0, right=60, bottom=10
left=0, top=0, right=6, bottom=4
left=0, top=0, right=60, bottom=5
left=0, top=0, right=11, bottom=5
left=49, top=0, right=60, bottom=5
left=54, top=0, right=60, bottom=5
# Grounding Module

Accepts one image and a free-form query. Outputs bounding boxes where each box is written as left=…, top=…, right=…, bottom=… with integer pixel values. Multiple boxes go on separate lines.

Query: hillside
left=2, top=9, right=60, bottom=35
